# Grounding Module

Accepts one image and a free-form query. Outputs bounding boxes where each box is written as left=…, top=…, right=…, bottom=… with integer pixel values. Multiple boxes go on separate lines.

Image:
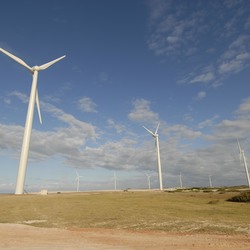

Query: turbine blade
left=143, top=126, right=155, bottom=136
left=0, top=48, right=33, bottom=72
left=36, top=89, right=42, bottom=124
left=155, top=123, right=160, bottom=134
left=38, top=55, right=66, bottom=70
left=75, top=170, right=79, bottom=177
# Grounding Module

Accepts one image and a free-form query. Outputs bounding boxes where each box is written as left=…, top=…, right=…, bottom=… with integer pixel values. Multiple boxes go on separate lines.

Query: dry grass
left=0, top=190, right=249, bottom=234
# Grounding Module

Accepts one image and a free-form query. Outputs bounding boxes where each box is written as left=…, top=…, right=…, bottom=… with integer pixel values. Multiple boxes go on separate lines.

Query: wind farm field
left=0, top=190, right=249, bottom=249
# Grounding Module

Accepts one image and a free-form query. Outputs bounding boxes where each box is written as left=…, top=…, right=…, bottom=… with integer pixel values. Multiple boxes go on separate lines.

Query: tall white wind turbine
left=237, top=139, right=250, bottom=188
left=143, top=123, right=163, bottom=191
left=75, top=171, right=83, bottom=192
left=0, top=48, right=65, bottom=194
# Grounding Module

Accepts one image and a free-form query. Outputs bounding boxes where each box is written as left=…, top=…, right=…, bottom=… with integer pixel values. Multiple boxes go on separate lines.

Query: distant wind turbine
left=143, top=123, right=163, bottom=191
left=208, top=175, right=213, bottom=188
left=113, top=172, right=117, bottom=190
left=0, top=48, right=65, bottom=194
left=237, top=139, right=250, bottom=188
left=75, top=171, right=83, bottom=192
left=146, top=173, right=151, bottom=190
left=179, top=172, right=183, bottom=188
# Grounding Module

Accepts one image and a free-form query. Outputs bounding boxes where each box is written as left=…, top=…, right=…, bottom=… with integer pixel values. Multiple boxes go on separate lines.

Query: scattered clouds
left=1, top=91, right=250, bottom=189
left=0, top=92, right=98, bottom=163
left=206, top=98, right=250, bottom=142
left=164, top=124, right=202, bottom=140
left=197, top=115, right=219, bottom=129
left=128, top=98, right=159, bottom=124
left=147, top=0, right=207, bottom=57
left=9, top=91, right=28, bottom=103
left=77, top=96, right=98, bottom=113
left=147, top=0, right=250, bottom=87
left=106, top=119, right=126, bottom=134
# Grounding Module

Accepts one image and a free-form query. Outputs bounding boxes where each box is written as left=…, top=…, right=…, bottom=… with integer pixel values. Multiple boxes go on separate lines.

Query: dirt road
left=0, top=223, right=249, bottom=250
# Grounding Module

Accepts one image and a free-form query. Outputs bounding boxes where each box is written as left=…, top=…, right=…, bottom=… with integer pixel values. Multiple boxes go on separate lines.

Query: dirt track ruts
left=0, top=223, right=249, bottom=250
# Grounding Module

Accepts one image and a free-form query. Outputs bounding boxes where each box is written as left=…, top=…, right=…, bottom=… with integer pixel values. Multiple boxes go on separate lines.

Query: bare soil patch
left=0, top=223, right=249, bottom=250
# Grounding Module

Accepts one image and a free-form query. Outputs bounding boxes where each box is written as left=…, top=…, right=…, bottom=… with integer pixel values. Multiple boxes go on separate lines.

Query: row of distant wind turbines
left=1, top=48, right=250, bottom=194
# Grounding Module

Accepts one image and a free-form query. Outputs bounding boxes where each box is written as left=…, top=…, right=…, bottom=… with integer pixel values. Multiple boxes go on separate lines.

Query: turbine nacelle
left=143, top=123, right=160, bottom=138
left=32, top=66, right=40, bottom=71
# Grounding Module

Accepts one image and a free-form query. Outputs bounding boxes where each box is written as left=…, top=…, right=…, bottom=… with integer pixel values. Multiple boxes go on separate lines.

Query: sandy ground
left=0, top=223, right=249, bottom=250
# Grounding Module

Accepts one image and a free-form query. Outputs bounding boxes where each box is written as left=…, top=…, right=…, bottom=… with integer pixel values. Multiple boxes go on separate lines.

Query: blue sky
left=1, top=0, right=250, bottom=193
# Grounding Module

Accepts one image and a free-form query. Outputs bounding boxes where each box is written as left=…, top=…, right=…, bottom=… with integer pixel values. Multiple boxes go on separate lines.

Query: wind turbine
left=0, top=48, right=65, bottom=194
left=237, top=139, right=250, bottom=188
left=143, top=123, right=163, bottom=191
left=113, top=172, right=117, bottom=190
left=146, top=173, right=151, bottom=190
left=179, top=172, right=183, bottom=188
left=208, top=175, right=213, bottom=188
left=75, top=171, right=83, bottom=192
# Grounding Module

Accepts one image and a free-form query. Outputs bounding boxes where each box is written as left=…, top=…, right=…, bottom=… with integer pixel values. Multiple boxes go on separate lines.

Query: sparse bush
left=203, top=189, right=213, bottom=193
left=227, top=190, right=250, bottom=203
left=207, top=200, right=220, bottom=204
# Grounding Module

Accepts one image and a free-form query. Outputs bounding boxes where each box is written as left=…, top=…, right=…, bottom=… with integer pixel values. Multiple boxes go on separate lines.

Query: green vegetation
left=0, top=191, right=249, bottom=234
left=227, top=190, right=250, bottom=203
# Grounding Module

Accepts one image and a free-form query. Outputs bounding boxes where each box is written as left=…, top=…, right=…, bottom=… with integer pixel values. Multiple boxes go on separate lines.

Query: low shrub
left=227, top=190, right=250, bottom=202
left=207, top=200, right=220, bottom=204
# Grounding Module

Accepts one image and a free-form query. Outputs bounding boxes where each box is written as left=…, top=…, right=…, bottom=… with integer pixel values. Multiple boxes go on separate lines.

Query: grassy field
left=0, top=190, right=249, bottom=234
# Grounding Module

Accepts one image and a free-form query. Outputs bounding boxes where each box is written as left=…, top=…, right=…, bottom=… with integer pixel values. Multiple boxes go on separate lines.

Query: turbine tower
left=143, top=123, right=163, bottom=191
left=75, top=171, right=83, bottom=192
left=237, top=139, right=250, bottom=188
left=0, top=48, right=65, bottom=194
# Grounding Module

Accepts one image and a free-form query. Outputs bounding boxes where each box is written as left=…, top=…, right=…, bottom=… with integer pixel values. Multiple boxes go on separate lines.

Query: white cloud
left=218, top=35, right=250, bottom=75
left=190, top=72, right=214, bottom=84
left=164, top=124, right=202, bottom=140
left=128, top=98, right=159, bottom=124
left=218, top=59, right=244, bottom=74
left=197, top=115, right=219, bottom=129
left=107, top=119, right=126, bottom=134
left=194, top=91, right=206, bottom=101
left=77, top=97, right=97, bottom=113
left=9, top=91, right=28, bottom=103
left=235, top=97, right=250, bottom=115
